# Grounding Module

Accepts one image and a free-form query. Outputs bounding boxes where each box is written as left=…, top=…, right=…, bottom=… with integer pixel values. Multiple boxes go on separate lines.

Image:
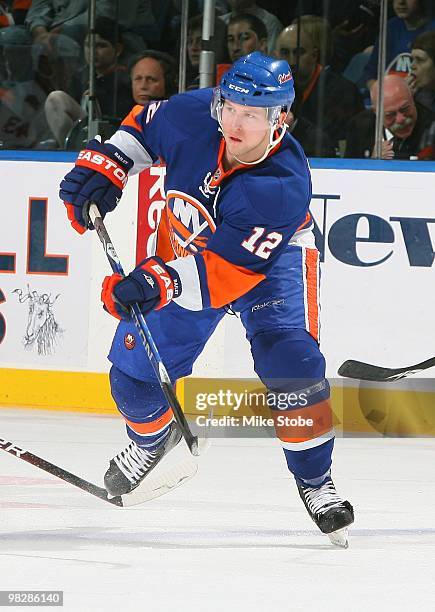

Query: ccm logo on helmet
left=77, top=150, right=128, bottom=188
left=228, top=83, right=250, bottom=93
left=278, top=72, right=292, bottom=84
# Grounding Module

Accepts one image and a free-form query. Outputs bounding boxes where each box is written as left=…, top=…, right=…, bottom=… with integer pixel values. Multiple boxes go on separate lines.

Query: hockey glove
left=59, top=138, right=134, bottom=234
left=101, top=257, right=181, bottom=321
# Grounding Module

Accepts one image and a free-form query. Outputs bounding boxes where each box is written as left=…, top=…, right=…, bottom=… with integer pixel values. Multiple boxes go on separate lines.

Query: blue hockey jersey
left=107, top=87, right=313, bottom=311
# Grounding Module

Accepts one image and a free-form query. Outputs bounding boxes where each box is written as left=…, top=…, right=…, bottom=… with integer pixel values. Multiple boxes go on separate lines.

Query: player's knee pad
left=251, top=327, right=326, bottom=387
left=109, top=366, right=173, bottom=448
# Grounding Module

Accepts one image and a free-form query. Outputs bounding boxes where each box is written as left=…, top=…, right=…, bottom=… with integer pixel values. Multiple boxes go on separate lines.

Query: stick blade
left=119, top=457, right=198, bottom=507
left=338, top=358, right=435, bottom=382
left=338, top=359, right=398, bottom=382
left=118, top=437, right=209, bottom=507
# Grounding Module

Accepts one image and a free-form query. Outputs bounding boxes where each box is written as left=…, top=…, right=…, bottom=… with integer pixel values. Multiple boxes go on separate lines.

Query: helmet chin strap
left=216, top=102, right=287, bottom=166
left=232, top=123, right=287, bottom=166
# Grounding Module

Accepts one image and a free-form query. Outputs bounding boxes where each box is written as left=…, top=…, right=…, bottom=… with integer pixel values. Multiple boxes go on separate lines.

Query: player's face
left=221, top=100, right=271, bottom=163
left=411, top=48, right=435, bottom=89
left=131, top=57, right=166, bottom=104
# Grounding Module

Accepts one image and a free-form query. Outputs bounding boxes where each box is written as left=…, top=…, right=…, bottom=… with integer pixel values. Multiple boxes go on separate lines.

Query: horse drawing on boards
left=13, top=286, right=63, bottom=355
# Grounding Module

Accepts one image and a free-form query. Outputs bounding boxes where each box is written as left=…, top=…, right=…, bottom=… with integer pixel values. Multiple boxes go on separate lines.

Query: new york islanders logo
left=166, top=190, right=216, bottom=257
left=124, top=333, right=136, bottom=350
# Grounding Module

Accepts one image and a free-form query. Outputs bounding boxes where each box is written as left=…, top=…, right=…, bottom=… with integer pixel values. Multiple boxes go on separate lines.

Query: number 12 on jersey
left=241, top=227, right=283, bottom=260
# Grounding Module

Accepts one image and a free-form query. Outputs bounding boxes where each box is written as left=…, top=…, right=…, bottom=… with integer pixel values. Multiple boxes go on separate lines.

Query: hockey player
left=59, top=52, right=354, bottom=545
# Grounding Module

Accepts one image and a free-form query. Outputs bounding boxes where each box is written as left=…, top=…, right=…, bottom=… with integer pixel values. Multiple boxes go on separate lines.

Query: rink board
left=1, top=154, right=435, bottom=435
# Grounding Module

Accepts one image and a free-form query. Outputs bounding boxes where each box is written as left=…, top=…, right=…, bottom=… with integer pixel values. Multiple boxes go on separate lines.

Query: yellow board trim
left=0, top=368, right=117, bottom=414
left=1, top=369, right=435, bottom=435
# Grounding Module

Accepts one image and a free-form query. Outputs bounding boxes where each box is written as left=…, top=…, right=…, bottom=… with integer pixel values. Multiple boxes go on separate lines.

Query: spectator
left=171, top=0, right=229, bottom=18
left=185, top=13, right=228, bottom=89
left=0, top=1, right=31, bottom=28
left=195, top=0, right=229, bottom=15
left=0, top=83, right=52, bottom=148
left=285, top=104, right=336, bottom=158
left=130, top=50, right=178, bottom=104
left=275, top=16, right=364, bottom=148
left=0, top=31, right=54, bottom=148
left=25, top=1, right=152, bottom=54
left=0, top=17, right=36, bottom=83
left=227, top=13, right=267, bottom=63
left=418, top=116, right=435, bottom=159
left=44, top=18, right=134, bottom=148
left=364, top=0, right=435, bottom=90
left=409, top=30, right=435, bottom=111
left=220, top=0, right=283, bottom=54
left=0, top=22, right=78, bottom=148
left=186, top=14, right=201, bottom=87
left=345, top=74, right=435, bottom=159
left=291, top=1, right=380, bottom=73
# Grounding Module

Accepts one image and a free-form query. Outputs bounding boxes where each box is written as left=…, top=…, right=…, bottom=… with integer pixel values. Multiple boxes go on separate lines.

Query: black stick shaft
left=89, top=204, right=199, bottom=456
left=0, top=437, right=123, bottom=506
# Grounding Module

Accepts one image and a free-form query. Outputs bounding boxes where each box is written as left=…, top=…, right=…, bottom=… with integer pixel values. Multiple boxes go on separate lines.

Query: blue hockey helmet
left=216, top=51, right=295, bottom=110
left=211, top=52, right=294, bottom=166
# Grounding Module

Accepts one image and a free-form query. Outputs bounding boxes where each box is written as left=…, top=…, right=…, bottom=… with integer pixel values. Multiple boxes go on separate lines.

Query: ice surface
left=1, top=408, right=434, bottom=611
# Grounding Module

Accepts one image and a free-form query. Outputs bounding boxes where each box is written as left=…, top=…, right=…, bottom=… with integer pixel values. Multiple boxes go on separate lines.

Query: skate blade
left=328, top=527, right=349, bottom=548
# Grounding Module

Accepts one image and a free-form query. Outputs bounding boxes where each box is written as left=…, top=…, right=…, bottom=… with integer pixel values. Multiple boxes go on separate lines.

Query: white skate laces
left=302, top=480, right=344, bottom=515
left=114, top=442, right=158, bottom=484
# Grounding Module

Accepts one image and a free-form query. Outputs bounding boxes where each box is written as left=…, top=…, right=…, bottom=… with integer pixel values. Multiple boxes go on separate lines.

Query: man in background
left=220, top=0, right=283, bottom=53
left=130, top=50, right=177, bottom=104
left=275, top=15, right=364, bottom=150
left=345, top=74, right=435, bottom=159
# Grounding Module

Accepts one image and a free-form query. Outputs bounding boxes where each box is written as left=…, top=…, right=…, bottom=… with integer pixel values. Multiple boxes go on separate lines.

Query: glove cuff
left=139, top=257, right=181, bottom=310
left=76, top=149, right=129, bottom=190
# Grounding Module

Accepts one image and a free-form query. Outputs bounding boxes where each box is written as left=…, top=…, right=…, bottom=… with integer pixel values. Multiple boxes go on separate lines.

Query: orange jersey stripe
left=121, top=105, right=144, bottom=131
left=201, top=250, right=265, bottom=308
left=155, top=208, right=176, bottom=262
left=305, top=248, right=319, bottom=342
left=124, top=408, right=173, bottom=435
left=296, top=212, right=312, bottom=232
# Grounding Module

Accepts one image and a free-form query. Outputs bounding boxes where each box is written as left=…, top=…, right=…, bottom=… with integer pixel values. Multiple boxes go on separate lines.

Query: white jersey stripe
left=106, top=130, right=153, bottom=176
left=166, top=256, right=203, bottom=311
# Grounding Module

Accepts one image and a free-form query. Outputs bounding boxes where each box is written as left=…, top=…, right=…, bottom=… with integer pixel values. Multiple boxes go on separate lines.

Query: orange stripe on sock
left=124, top=407, right=173, bottom=435
left=274, top=399, right=332, bottom=443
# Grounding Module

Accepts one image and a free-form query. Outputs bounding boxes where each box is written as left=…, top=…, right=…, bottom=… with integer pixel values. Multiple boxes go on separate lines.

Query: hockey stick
left=338, top=356, right=435, bottom=382
left=88, top=203, right=199, bottom=456
left=0, top=436, right=200, bottom=507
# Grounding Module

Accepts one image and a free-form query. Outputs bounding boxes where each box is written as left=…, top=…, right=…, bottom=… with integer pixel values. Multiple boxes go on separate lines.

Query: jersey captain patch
left=166, top=190, right=216, bottom=257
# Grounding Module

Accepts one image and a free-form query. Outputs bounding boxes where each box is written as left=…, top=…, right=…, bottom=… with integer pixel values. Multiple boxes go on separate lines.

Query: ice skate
left=104, top=422, right=182, bottom=497
left=297, top=477, right=354, bottom=548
